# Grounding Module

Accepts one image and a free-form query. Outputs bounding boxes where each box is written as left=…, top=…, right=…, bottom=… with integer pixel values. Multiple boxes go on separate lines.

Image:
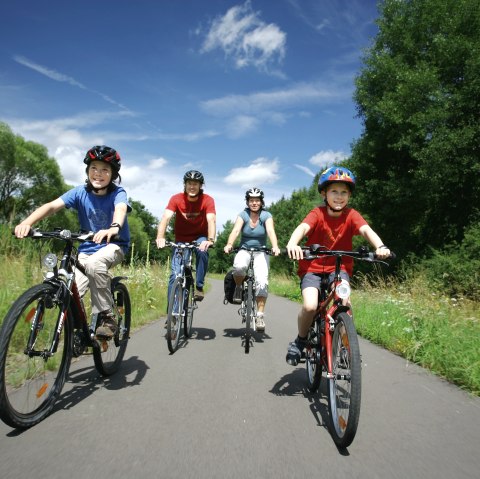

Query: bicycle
left=164, top=241, right=199, bottom=354
left=298, top=245, right=394, bottom=448
left=230, top=246, right=275, bottom=354
left=0, top=229, right=131, bottom=429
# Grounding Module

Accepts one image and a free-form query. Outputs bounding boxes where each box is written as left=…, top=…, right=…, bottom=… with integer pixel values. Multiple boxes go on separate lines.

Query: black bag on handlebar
left=223, top=270, right=236, bottom=304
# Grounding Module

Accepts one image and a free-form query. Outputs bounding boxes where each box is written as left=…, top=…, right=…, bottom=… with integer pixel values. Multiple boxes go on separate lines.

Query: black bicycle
left=165, top=241, right=198, bottom=353
left=230, top=246, right=275, bottom=354
left=299, top=245, right=394, bottom=448
left=0, top=229, right=131, bottom=429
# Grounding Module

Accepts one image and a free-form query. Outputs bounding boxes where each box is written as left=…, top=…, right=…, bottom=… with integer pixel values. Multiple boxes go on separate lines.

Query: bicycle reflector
left=335, top=279, right=351, bottom=300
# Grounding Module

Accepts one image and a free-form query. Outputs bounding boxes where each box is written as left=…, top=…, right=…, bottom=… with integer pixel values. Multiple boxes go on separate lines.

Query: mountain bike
left=165, top=241, right=198, bottom=353
left=0, top=229, right=131, bottom=429
left=299, top=245, right=394, bottom=448
left=231, top=246, right=275, bottom=354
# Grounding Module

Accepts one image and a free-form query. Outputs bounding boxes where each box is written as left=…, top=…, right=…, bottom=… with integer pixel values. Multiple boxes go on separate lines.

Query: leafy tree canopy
left=350, top=0, right=480, bottom=259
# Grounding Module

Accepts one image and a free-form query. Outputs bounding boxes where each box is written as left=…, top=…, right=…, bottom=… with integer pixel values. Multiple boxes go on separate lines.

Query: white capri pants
left=233, top=249, right=270, bottom=298
left=75, top=243, right=125, bottom=314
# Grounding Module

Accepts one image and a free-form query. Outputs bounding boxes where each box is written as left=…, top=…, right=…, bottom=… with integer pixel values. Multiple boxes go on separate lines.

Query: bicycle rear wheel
left=166, top=277, right=183, bottom=353
left=306, top=318, right=322, bottom=393
left=0, top=283, right=73, bottom=429
left=244, top=282, right=254, bottom=354
left=93, top=281, right=131, bottom=376
left=183, top=281, right=195, bottom=337
left=327, top=312, right=361, bottom=448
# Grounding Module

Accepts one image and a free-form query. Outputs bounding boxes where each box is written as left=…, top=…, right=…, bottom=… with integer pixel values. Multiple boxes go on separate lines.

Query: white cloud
left=294, top=164, right=316, bottom=177
left=226, top=115, right=259, bottom=138
left=200, top=1, right=286, bottom=73
left=149, top=157, right=168, bottom=169
left=201, top=81, right=347, bottom=117
left=309, top=149, right=347, bottom=167
left=13, top=55, right=130, bottom=111
left=224, top=157, right=280, bottom=187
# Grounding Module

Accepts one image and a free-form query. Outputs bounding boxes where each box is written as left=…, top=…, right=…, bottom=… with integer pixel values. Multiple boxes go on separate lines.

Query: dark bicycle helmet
left=84, top=145, right=121, bottom=172
left=318, top=166, right=356, bottom=192
left=183, top=170, right=204, bottom=184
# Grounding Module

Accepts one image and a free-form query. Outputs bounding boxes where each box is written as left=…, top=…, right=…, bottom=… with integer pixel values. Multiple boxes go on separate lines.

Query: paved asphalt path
left=1, top=279, right=480, bottom=479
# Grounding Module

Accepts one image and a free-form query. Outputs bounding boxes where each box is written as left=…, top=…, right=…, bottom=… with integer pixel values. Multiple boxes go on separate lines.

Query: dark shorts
left=300, top=271, right=350, bottom=291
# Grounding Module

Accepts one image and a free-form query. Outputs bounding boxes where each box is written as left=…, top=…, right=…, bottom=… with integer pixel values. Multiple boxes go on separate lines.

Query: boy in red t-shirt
left=156, top=170, right=216, bottom=302
left=285, top=166, right=391, bottom=365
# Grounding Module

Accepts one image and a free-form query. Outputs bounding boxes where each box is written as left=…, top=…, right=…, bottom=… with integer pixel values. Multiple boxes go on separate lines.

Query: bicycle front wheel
left=183, top=281, right=195, bottom=337
left=244, top=281, right=254, bottom=354
left=327, top=312, right=361, bottom=448
left=93, top=281, right=131, bottom=376
left=166, top=278, right=183, bottom=353
left=0, top=283, right=73, bottom=429
left=306, top=318, right=322, bottom=393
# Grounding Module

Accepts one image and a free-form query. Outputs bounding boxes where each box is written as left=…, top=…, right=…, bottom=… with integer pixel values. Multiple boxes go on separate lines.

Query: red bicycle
left=300, top=245, right=394, bottom=448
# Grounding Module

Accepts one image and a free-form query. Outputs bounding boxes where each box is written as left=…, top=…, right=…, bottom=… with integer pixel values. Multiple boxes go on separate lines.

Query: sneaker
left=96, top=311, right=118, bottom=338
left=194, top=288, right=204, bottom=301
left=233, top=285, right=243, bottom=304
left=286, top=337, right=307, bottom=366
left=255, top=313, right=265, bottom=332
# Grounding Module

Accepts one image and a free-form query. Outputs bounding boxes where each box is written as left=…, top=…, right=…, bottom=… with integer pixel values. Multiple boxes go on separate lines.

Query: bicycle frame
left=231, top=246, right=274, bottom=353
left=165, top=241, right=198, bottom=353
left=26, top=231, right=93, bottom=358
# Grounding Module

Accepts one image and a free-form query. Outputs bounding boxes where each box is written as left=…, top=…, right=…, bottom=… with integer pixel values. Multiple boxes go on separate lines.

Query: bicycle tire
left=327, top=312, right=361, bottom=448
left=93, top=281, right=131, bottom=376
left=244, top=281, right=254, bottom=354
left=166, top=277, right=183, bottom=353
left=183, top=281, right=195, bottom=337
left=306, top=318, right=322, bottom=393
left=0, top=283, right=73, bottom=429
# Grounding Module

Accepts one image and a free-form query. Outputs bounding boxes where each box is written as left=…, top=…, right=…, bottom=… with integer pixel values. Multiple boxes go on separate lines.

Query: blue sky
left=0, top=0, right=380, bottom=230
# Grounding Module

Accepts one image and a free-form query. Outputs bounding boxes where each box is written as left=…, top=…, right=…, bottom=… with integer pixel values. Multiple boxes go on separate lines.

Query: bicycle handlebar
left=301, top=244, right=396, bottom=264
left=14, top=229, right=119, bottom=243
left=165, top=240, right=200, bottom=249
left=230, top=245, right=276, bottom=255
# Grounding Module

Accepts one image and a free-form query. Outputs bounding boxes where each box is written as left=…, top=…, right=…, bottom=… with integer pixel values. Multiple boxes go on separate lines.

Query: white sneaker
left=255, top=313, right=265, bottom=332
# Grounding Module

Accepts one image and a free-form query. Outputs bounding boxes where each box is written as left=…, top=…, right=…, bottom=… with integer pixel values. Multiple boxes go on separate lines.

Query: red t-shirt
left=298, top=206, right=367, bottom=277
left=166, top=192, right=216, bottom=242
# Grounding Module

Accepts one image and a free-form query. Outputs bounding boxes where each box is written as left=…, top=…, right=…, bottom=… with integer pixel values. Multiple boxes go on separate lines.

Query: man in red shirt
left=285, top=166, right=391, bottom=365
left=156, top=170, right=216, bottom=301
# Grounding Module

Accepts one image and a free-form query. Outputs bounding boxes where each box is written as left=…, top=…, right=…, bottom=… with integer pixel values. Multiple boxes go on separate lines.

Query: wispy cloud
left=201, top=81, right=348, bottom=117
left=200, top=0, right=286, bottom=74
left=13, top=55, right=131, bottom=111
left=294, top=164, right=316, bottom=177
left=224, top=157, right=280, bottom=187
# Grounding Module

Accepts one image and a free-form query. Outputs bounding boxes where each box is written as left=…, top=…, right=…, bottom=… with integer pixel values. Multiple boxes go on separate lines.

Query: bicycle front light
left=335, top=279, right=351, bottom=300
left=42, top=253, right=58, bottom=278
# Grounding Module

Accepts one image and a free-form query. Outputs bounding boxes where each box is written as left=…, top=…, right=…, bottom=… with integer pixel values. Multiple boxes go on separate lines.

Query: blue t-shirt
left=61, top=185, right=131, bottom=254
left=239, top=209, right=272, bottom=248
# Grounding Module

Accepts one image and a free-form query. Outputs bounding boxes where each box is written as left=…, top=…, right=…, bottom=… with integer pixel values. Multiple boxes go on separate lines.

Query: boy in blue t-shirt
left=14, top=145, right=131, bottom=338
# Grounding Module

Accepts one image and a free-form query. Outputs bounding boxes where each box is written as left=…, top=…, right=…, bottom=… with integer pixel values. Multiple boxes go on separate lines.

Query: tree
left=350, top=0, right=480, bottom=259
left=0, top=122, right=76, bottom=229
